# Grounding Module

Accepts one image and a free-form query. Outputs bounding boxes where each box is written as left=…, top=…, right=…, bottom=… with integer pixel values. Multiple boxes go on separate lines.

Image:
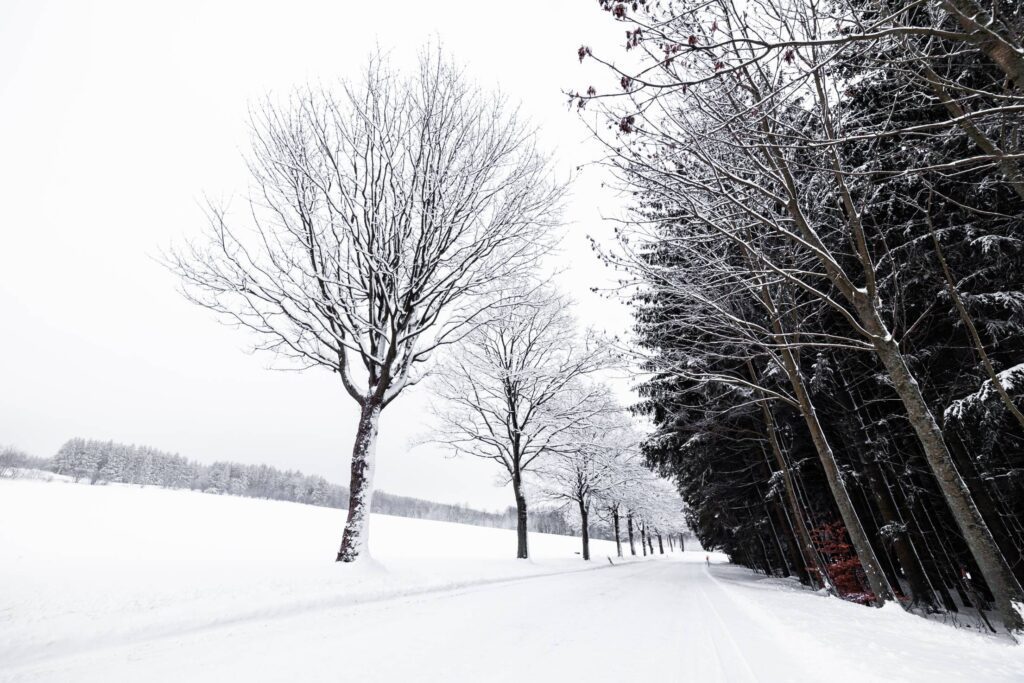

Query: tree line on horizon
left=0, top=440, right=577, bottom=537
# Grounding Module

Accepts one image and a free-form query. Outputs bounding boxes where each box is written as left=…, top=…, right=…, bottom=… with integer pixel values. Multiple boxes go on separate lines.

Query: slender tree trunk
left=612, top=506, right=623, bottom=558
left=918, top=68, right=1024, bottom=202
left=337, top=400, right=382, bottom=562
left=679, top=533, right=685, bottom=551
left=862, top=457, right=937, bottom=609
left=756, top=534, right=774, bottom=575
left=766, top=499, right=798, bottom=580
left=771, top=326, right=895, bottom=604
left=669, top=535, right=675, bottom=552
left=866, top=320, right=1024, bottom=630
left=512, top=470, right=529, bottom=559
left=640, top=523, right=648, bottom=556
left=746, top=271, right=892, bottom=601
left=892, top=473, right=959, bottom=611
left=657, top=534, right=665, bottom=555
left=627, top=513, right=636, bottom=556
left=579, top=499, right=590, bottom=561
left=752, top=371, right=823, bottom=587
left=946, top=437, right=1024, bottom=587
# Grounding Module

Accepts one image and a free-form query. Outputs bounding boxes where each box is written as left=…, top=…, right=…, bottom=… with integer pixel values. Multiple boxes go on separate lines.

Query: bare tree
left=427, top=288, right=611, bottom=558
left=171, top=51, right=564, bottom=562
left=539, top=389, right=634, bottom=560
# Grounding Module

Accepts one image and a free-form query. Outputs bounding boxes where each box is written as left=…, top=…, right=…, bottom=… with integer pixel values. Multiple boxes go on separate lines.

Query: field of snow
left=2, top=477, right=1024, bottom=682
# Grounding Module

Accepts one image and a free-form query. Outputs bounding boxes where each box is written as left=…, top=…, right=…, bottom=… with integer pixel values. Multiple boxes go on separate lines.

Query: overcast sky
left=0, top=0, right=634, bottom=510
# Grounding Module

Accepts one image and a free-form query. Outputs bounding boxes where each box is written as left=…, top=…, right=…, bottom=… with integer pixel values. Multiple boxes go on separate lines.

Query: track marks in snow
left=695, top=581, right=761, bottom=681
left=2, top=560, right=630, bottom=673
left=7, top=557, right=1024, bottom=682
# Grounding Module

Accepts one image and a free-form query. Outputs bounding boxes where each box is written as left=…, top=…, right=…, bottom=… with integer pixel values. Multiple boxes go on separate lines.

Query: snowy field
left=2, top=478, right=1023, bottom=682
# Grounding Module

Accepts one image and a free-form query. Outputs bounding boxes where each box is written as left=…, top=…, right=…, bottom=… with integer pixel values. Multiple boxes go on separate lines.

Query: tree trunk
left=612, top=506, right=623, bottom=558
left=657, top=534, right=665, bottom=554
left=865, top=459, right=937, bottom=609
left=579, top=499, right=590, bottom=561
left=337, top=400, right=382, bottom=562
left=512, top=471, right=529, bottom=559
left=773, top=332, right=895, bottom=604
left=751, top=371, right=823, bottom=588
left=767, top=500, right=799, bottom=580
left=679, top=533, right=685, bottom=551
left=640, top=523, right=648, bottom=556
left=627, top=513, right=636, bottom=556
left=749, top=279, right=892, bottom=602
left=867, top=324, right=1024, bottom=631
left=946, top=437, right=1024, bottom=587
left=893, top=474, right=960, bottom=612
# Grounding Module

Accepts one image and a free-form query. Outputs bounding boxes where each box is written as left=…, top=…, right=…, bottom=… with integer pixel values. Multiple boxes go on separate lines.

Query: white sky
left=0, top=0, right=634, bottom=510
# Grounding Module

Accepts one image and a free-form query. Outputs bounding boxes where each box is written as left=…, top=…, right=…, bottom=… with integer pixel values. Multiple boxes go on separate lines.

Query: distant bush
left=0, top=446, right=51, bottom=478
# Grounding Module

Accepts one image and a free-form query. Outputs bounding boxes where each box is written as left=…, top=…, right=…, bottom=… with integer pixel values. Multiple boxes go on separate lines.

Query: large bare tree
left=171, top=51, right=564, bottom=562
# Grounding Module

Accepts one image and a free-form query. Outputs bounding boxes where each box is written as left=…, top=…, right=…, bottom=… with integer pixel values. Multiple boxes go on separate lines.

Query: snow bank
left=703, top=562, right=1024, bottom=682
left=0, top=478, right=619, bottom=669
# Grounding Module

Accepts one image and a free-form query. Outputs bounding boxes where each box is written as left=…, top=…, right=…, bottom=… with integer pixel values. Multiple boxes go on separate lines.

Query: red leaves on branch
left=599, top=0, right=645, bottom=11
left=626, top=28, right=642, bottom=50
left=620, top=76, right=632, bottom=91
left=688, top=35, right=698, bottom=46
left=618, top=115, right=636, bottom=133
left=578, top=45, right=592, bottom=63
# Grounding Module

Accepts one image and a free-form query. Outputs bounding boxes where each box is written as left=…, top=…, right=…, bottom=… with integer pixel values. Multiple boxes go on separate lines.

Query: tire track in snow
left=695, top=570, right=760, bottom=682
left=2, top=558, right=643, bottom=672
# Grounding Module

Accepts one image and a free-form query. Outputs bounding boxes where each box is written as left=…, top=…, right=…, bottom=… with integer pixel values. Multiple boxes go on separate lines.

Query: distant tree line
left=2, top=438, right=577, bottom=535
left=0, top=446, right=49, bottom=476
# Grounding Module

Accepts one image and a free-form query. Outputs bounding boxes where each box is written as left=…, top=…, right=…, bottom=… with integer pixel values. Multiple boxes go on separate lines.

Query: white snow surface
left=2, top=478, right=1023, bottom=682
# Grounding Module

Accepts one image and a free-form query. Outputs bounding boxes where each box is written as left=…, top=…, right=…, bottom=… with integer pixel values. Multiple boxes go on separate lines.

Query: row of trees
left=575, top=0, right=1024, bottom=632
left=425, top=287, right=687, bottom=560
left=171, top=50, right=564, bottom=562
left=171, top=48, right=688, bottom=564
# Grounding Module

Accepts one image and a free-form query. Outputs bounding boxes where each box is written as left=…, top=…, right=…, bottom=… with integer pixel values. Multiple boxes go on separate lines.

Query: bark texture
left=613, top=506, right=623, bottom=558
left=579, top=500, right=591, bottom=561
left=513, top=472, right=529, bottom=559
left=337, top=401, right=381, bottom=562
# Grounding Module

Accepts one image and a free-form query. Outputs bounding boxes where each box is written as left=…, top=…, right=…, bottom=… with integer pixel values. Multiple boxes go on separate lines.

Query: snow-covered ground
left=2, top=478, right=1023, bottom=682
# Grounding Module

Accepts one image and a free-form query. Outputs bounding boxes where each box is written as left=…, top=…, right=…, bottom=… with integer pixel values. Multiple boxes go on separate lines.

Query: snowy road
left=7, top=554, right=1023, bottom=683
left=2, top=558, right=779, bottom=682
